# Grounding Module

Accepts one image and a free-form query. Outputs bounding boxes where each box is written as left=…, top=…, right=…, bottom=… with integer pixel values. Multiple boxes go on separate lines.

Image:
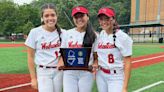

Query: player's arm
left=92, top=52, right=98, bottom=68
left=92, top=34, right=99, bottom=70
left=57, top=56, right=64, bottom=70
left=92, top=52, right=99, bottom=74
left=122, top=56, right=132, bottom=92
left=57, top=30, right=67, bottom=70
left=27, top=46, right=37, bottom=89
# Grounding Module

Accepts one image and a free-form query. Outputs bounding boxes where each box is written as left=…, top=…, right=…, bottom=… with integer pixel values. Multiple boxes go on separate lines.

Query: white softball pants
left=63, top=70, right=94, bottom=92
left=36, top=67, right=63, bottom=92
left=96, top=70, right=124, bottom=92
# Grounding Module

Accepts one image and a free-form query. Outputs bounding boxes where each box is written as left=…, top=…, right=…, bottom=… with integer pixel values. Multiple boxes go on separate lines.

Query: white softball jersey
left=61, top=28, right=95, bottom=65
left=25, top=26, right=65, bottom=66
left=94, top=30, right=133, bottom=69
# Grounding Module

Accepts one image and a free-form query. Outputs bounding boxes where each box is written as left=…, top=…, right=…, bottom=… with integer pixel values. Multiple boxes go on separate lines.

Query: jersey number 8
left=108, top=54, right=114, bottom=63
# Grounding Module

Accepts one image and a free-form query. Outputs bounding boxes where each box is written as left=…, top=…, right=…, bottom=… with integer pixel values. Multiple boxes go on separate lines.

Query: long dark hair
left=72, top=5, right=96, bottom=47
left=83, top=22, right=97, bottom=47
left=108, top=7, right=119, bottom=47
left=41, top=3, right=62, bottom=42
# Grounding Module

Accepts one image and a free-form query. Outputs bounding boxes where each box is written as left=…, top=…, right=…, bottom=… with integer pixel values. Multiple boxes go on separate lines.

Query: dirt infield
left=1, top=86, right=37, bottom=92
left=160, top=46, right=164, bottom=48
left=0, top=74, right=36, bottom=92
left=0, top=44, right=25, bottom=48
left=0, top=74, right=30, bottom=88
left=132, top=52, right=164, bottom=69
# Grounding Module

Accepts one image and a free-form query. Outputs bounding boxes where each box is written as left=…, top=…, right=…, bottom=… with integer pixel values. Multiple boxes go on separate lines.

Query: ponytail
left=82, top=22, right=96, bottom=47
left=55, top=24, right=62, bottom=42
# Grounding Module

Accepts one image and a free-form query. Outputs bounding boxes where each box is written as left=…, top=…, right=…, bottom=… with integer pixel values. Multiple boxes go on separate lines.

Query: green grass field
left=144, top=83, right=164, bottom=92
left=0, top=46, right=28, bottom=73
left=0, top=43, right=164, bottom=91
left=129, top=62, right=164, bottom=92
left=133, top=43, right=164, bottom=57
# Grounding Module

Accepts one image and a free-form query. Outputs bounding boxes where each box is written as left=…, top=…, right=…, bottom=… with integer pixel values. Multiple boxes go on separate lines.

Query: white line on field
left=132, top=55, right=164, bottom=63
left=0, top=83, right=31, bottom=91
left=133, top=81, right=164, bottom=92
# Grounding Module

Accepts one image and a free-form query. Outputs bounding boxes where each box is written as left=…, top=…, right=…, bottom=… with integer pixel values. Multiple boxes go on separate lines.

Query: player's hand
left=57, top=58, right=64, bottom=70
left=122, top=88, right=127, bottom=92
left=31, top=78, right=38, bottom=89
left=92, top=62, right=99, bottom=75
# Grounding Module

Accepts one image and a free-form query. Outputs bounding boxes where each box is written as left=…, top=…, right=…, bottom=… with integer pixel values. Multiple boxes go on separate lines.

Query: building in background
left=131, top=0, right=164, bottom=24
left=129, top=0, right=164, bottom=43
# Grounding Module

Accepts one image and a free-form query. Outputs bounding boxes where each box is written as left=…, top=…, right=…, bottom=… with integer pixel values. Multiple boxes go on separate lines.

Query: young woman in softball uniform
left=57, top=6, right=97, bottom=92
left=94, top=7, right=133, bottom=92
left=25, top=3, right=65, bottom=92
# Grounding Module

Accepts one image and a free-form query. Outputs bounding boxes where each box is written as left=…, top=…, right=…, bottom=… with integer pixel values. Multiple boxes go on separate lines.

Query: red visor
left=72, top=6, right=88, bottom=16
left=98, top=7, right=115, bottom=17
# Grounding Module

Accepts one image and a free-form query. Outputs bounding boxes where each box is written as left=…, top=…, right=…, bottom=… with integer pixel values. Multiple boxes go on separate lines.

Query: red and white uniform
left=25, top=26, right=65, bottom=92
left=61, top=28, right=95, bottom=92
left=94, top=29, right=133, bottom=92
left=94, top=30, right=133, bottom=69
left=25, top=26, right=65, bottom=66
left=61, top=28, right=95, bottom=65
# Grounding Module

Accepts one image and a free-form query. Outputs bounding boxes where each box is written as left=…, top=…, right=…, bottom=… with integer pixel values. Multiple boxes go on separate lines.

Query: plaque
left=59, top=47, right=92, bottom=71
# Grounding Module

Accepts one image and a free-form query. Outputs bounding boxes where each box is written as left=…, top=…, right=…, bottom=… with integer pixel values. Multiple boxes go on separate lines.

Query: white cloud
left=13, top=0, right=33, bottom=5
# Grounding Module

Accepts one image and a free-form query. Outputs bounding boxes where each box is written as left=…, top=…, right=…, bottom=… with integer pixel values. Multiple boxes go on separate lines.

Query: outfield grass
left=144, top=83, right=164, bottom=92
left=129, top=62, right=164, bottom=92
left=133, top=43, right=164, bottom=57
left=0, top=47, right=28, bottom=73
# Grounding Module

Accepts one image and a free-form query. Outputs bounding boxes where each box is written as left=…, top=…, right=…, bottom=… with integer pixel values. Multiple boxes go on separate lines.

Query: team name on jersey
left=68, top=41, right=82, bottom=48
left=98, top=42, right=115, bottom=49
left=41, top=40, right=60, bottom=49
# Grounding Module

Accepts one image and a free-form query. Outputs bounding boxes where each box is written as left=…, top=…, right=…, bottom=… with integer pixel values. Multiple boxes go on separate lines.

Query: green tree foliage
left=0, top=0, right=39, bottom=36
left=0, top=0, right=130, bottom=36
left=31, top=0, right=131, bottom=30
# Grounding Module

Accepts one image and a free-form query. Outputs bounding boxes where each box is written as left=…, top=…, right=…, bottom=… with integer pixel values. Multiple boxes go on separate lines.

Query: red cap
left=98, top=7, right=115, bottom=17
left=72, top=6, right=88, bottom=16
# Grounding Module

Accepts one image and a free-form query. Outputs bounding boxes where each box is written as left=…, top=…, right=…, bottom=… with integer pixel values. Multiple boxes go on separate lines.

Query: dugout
left=119, top=23, right=164, bottom=43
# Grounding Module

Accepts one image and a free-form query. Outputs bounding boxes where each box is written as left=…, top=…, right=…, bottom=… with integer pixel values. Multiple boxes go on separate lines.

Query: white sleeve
left=93, top=37, right=98, bottom=52
left=24, top=29, right=36, bottom=49
left=93, top=33, right=99, bottom=52
left=120, top=36, right=133, bottom=57
left=60, top=30, right=67, bottom=48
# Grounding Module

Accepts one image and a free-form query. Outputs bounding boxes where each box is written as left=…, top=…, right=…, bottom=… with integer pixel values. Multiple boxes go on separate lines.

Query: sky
left=13, top=0, right=33, bottom=5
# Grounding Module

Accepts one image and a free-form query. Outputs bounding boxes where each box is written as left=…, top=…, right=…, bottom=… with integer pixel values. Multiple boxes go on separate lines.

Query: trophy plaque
left=59, top=47, right=92, bottom=71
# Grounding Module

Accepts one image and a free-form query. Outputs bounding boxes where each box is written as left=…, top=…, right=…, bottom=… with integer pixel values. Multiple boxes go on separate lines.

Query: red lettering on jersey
left=98, top=42, right=115, bottom=49
left=41, top=40, right=61, bottom=49
left=68, top=41, right=82, bottom=48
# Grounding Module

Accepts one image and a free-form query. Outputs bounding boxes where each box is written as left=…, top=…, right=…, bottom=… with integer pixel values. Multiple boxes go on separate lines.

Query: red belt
left=100, top=67, right=116, bottom=74
left=39, top=65, right=57, bottom=69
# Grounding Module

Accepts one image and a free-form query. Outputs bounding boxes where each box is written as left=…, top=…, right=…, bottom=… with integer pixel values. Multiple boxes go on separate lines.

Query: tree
left=0, top=0, right=40, bottom=36
left=0, top=0, right=131, bottom=36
